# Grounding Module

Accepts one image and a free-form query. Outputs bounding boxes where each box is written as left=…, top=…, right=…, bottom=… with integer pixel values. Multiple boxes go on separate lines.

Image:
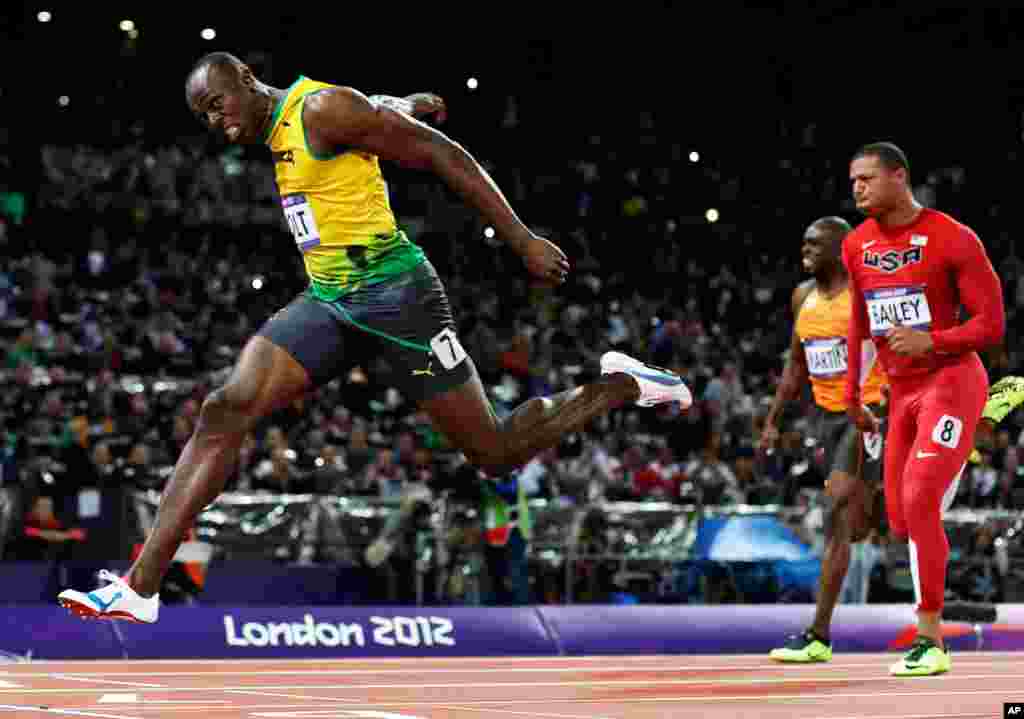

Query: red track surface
left=0, top=653, right=1020, bottom=718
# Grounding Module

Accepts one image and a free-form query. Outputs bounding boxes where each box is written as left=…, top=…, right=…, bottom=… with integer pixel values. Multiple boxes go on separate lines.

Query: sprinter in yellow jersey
left=762, top=216, right=888, bottom=663
left=56, top=51, right=693, bottom=622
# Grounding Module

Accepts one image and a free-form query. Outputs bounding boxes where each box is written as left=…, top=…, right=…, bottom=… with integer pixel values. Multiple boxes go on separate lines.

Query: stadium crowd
left=1, top=92, right=1023, bottom=583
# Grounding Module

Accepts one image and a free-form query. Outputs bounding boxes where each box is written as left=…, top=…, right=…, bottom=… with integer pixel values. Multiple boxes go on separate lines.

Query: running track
left=1, top=654, right=1021, bottom=718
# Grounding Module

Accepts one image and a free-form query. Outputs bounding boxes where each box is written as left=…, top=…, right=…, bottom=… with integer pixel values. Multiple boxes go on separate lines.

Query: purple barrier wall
left=0, top=606, right=122, bottom=659
left=536, top=604, right=1021, bottom=655
left=0, top=563, right=59, bottom=602
left=115, top=605, right=556, bottom=658
left=5, top=604, right=1024, bottom=660
left=982, top=604, right=1024, bottom=650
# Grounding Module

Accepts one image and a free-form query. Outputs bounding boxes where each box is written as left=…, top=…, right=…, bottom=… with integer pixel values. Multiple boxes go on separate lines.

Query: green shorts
left=257, top=259, right=474, bottom=402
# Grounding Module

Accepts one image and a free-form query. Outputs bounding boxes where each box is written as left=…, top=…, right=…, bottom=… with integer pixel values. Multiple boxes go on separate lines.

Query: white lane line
left=0, top=705, right=142, bottom=719
left=96, top=695, right=225, bottom=705
left=248, top=713, right=422, bottom=719
left=17, top=651, right=1022, bottom=667
left=97, top=695, right=136, bottom=704
left=6, top=656, right=646, bottom=668
left=226, top=690, right=363, bottom=703
left=442, top=706, right=613, bottom=719
left=1, top=672, right=1023, bottom=694
left=0, top=666, right=780, bottom=678
left=4, top=658, right=1020, bottom=678
left=807, top=714, right=993, bottom=719
left=18, top=703, right=1007, bottom=717
left=49, top=675, right=166, bottom=690
left=269, top=689, right=1024, bottom=708
left=0, top=683, right=20, bottom=689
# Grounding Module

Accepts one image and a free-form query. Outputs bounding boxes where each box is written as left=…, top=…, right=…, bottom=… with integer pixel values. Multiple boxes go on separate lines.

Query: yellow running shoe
left=983, top=375, right=1024, bottom=425
left=889, top=637, right=951, bottom=676
left=769, top=629, right=832, bottom=663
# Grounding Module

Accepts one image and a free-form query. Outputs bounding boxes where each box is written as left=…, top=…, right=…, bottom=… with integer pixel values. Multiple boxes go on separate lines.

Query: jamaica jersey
left=263, top=76, right=425, bottom=300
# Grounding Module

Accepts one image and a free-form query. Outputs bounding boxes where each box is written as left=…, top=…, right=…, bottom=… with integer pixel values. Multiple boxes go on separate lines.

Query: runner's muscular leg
left=905, top=363, right=987, bottom=642
left=127, top=337, right=311, bottom=595
left=421, top=365, right=639, bottom=476
left=811, top=468, right=870, bottom=638
left=883, top=394, right=913, bottom=542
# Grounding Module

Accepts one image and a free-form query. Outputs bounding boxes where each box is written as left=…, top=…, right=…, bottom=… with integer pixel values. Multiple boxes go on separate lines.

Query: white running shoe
left=58, top=569, right=160, bottom=623
left=600, top=351, right=693, bottom=408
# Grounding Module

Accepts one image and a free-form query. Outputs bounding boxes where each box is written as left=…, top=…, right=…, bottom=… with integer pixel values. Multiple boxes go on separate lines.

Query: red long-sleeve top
left=842, top=208, right=1004, bottom=405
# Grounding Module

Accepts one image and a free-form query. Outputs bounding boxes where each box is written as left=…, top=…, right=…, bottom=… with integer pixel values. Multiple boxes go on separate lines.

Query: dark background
left=6, top=5, right=1024, bottom=253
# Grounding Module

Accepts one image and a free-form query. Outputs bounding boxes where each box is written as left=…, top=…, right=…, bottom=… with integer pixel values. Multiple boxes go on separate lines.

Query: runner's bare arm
left=763, top=282, right=813, bottom=436
left=303, top=86, right=568, bottom=282
left=368, top=93, right=447, bottom=123
left=304, top=86, right=532, bottom=253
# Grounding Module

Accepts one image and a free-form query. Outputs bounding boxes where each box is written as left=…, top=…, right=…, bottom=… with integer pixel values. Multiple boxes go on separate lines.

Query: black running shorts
left=257, top=260, right=474, bottom=402
left=812, top=405, right=885, bottom=487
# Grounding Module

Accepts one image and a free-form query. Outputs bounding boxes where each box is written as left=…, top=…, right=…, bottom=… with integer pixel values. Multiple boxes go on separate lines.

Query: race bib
left=863, top=431, right=883, bottom=460
left=865, top=286, right=931, bottom=336
left=430, top=327, right=467, bottom=370
left=282, top=194, right=321, bottom=252
left=803, top=337, right=848, bottom=378
left=932, top=414, right=963, bottom=449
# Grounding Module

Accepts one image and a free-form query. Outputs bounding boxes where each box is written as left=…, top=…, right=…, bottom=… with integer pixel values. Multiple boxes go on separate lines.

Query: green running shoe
left=983, top=375, right=1024, bottom=424
left=769, top=629, right=832, bottom=663
left=889, top=636, right=951, bottom=676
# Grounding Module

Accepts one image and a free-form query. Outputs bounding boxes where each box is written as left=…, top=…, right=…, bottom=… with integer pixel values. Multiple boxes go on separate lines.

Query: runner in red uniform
left=843, top=142, right=1005, bottom=676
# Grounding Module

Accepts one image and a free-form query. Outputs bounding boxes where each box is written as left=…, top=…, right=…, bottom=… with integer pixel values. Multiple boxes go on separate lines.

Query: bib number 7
left=430, top=328, right=467, bottom=370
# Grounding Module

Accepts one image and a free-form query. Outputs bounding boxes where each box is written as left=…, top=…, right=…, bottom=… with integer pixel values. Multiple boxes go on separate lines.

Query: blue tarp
left=689, top=515, right=821, bottom=600
left=692, top=515, right=818, bottom=561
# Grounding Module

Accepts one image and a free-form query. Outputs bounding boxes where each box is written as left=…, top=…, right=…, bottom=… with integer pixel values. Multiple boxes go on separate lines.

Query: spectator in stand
left=685, top=431, right=743, bottom=506
left=9, top=494, right=86, bottom=561
left=366, top=448, right=409, bottom=499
